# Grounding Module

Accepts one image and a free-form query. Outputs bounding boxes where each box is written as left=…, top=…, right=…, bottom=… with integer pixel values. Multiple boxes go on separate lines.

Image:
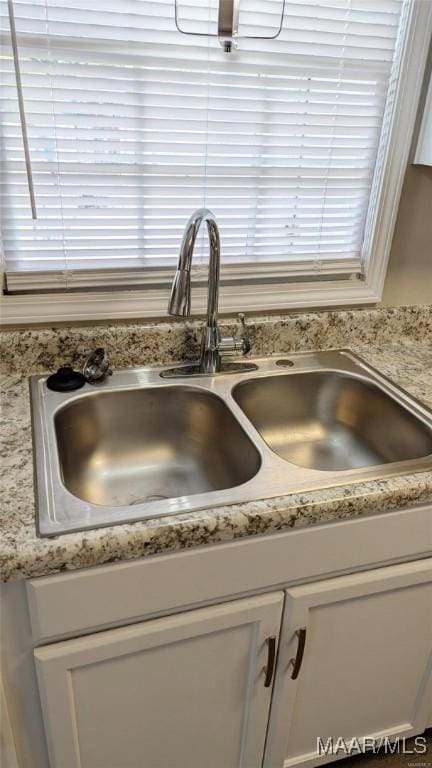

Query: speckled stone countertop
left=1, top=305, right=431, bottom=581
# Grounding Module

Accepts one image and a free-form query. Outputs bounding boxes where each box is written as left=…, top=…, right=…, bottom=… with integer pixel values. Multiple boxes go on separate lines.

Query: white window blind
left=0, top=0, right=405, bottom=292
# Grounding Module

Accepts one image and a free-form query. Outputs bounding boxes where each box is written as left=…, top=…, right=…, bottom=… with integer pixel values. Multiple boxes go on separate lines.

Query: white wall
left=381, top=163, right=432, bottom=306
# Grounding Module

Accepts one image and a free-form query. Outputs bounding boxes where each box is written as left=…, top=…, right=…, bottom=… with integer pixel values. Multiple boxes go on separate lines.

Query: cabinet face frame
left=263, top=559, right=432, bottom=768
left=26, top=505, right=432, bottom=645
left=34, top=592, right=283, bottom=768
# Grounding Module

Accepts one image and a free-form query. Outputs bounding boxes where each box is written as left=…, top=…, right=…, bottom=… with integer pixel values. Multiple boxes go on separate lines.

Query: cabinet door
left=264, top=559, right=432, bottom=768
left=35, top=592, right=283, bottom=768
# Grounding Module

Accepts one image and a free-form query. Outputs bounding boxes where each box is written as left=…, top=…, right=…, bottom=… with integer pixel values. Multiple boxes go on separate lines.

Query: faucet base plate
left=160, top=361, right=258, bottom=378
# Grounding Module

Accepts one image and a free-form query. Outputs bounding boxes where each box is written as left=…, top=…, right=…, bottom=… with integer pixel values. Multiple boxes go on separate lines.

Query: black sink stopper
left=46, top=366, right=86, bottom=392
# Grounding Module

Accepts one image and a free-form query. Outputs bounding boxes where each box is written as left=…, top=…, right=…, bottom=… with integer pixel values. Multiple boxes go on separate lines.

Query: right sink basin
left=233, top=371, right=432, bottom=471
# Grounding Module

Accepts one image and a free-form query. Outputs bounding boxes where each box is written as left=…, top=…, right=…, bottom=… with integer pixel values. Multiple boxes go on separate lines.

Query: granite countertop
left=1, top=306, right=431, bottom=582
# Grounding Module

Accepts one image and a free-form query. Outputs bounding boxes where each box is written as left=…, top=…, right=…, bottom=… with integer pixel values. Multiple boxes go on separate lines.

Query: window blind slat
left=0, top=0, right=404, bottom=286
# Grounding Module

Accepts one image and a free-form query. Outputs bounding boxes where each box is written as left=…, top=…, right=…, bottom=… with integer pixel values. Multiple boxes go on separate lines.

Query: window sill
left=0, top=275, right=381, bottom=326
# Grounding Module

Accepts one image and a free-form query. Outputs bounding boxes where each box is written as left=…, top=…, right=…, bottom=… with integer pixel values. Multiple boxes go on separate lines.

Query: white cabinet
left=264, top=559, right=432, bottom=768
left=34, top=592, right=283, bottom=768
left=0, top=677, right=19, bottom=768
left=31, top=553, right=432, bottom=768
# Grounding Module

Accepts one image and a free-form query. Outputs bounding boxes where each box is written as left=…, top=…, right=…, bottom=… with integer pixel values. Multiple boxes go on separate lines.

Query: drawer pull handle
left=291, top=628, right=307, bottom=680
left=264, top=636, right=277, bottom=688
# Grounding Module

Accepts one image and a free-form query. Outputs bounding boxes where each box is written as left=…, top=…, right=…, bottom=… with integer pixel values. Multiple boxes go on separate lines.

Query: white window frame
left=1, top=0, right=431, bottom=325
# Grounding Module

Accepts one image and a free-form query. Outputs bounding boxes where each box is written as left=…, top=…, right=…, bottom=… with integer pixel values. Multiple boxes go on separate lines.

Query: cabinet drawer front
left=35, top=592, right=283, bottom=768
left=26, top=506, right=432, bottom=643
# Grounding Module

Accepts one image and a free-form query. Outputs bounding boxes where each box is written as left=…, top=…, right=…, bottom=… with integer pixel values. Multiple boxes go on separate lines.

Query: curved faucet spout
left=168, top=208, right=221, bottom=373
left=168, top=208, right=220, bottom=323
left=168, top=208, right=250, bottom=374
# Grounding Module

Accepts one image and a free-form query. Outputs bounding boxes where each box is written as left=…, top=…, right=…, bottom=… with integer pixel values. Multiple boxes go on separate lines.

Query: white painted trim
left=361, top=0, right=432, bottom=300
left=1, top=275, right=374, bottom=324
left=1, top=2, right=431, bottom=325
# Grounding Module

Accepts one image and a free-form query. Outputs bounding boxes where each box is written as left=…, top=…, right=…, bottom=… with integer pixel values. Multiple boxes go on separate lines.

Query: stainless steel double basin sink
left=30, top=350, right=432, bottom=536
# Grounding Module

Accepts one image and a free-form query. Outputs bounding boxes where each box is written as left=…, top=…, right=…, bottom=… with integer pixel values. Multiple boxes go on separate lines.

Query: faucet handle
left=237, top=312, right=251, bottom=354
left=219, top=312, right=251, bottom=357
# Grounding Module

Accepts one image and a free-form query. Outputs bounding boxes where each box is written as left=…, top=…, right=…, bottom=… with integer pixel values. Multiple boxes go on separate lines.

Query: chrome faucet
left=168, top=208, right=250, bottom=374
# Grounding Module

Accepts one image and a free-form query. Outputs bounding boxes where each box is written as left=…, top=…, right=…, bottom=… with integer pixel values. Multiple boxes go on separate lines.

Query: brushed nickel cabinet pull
left=291, top=628, right=307, bottom=680
left=264, top=636, right=277, bottom=688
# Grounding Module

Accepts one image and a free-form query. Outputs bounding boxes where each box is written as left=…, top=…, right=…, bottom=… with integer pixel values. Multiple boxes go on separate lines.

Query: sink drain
left=129, top=494, right=168, bottom=505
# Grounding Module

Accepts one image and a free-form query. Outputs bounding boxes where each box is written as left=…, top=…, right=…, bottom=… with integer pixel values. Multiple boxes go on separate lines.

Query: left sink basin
left=54, top=386, right=261, bottom=507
